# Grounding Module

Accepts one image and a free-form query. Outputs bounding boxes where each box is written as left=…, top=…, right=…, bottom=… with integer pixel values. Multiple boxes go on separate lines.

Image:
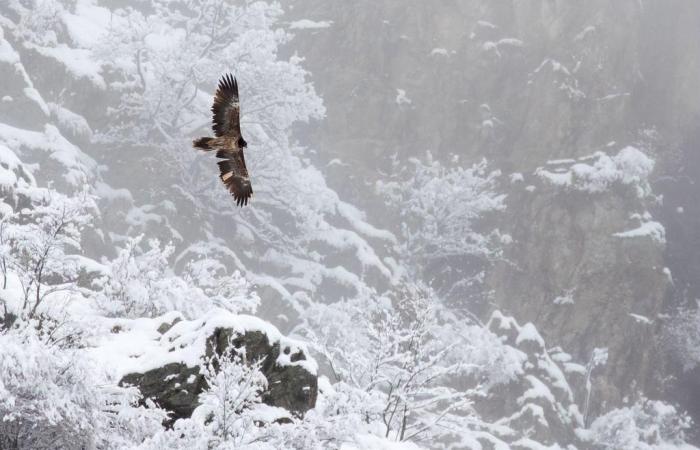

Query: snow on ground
left=0, top=123, right=97, bottom=186
left=48, top=103, right=93, bottom=140
left=0, top=143, right=30, bottom=189
left=61, top=0, right=112, bottom=47
left=26, top=43, right=105, bottom=89
left=0, top=27, right=20, bottom=64
left=85, top=308, right=318, bottom=380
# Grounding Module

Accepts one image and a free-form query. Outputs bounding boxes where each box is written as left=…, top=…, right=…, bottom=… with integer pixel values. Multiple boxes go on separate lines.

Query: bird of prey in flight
left=193, top=74, right=252, bottom=206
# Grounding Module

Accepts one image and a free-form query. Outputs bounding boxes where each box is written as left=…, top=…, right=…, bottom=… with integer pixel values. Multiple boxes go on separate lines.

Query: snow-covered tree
left=299, top=283, right=523, bottom=445
left=2, top=186, right=96, bottom=320
left=196, top=345, right=269, bottom=446
left=376, top=153, right=506, bottom=304
left=96, top=235, right=259, bottom=318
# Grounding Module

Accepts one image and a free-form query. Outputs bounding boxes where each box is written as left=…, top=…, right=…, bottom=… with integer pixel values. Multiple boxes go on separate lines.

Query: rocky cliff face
left=287, top=0, right=700, bottom=430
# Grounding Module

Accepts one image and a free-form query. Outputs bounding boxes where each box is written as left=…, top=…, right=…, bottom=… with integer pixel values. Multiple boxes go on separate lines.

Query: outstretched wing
left=217, top=149, right=253, bottom=206
left=211, top=74, right=241, bottom=138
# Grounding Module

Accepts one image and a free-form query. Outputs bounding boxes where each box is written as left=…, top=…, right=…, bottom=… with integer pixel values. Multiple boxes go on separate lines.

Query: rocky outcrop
left=479, top=311, right=587, bottom=448
left=107, top=311, right=318, bottom=425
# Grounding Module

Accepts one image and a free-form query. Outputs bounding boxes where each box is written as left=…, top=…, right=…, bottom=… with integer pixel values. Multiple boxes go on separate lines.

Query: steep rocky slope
left=287, top=0, right=700, bottom=429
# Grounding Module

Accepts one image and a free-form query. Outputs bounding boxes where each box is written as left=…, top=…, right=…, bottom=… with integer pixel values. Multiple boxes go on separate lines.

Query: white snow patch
left=95, top=181, right=133, bottom=203
left=327, top=158, right=348, bottom=167
left=613, top=219, right=665, bottom=243
left=553, top=291, right=575, bottom=305
left=497, top=38, right=524, bottom=48
left=87, top=309, right=318, bottom=381
left=48, top=103, right=92, bottom=139
left=476, top=20, right=497, bottom=29
left=663, top=267, right=673, bottom=284
left=27, top=43, right=105, bottom=89
left=546, top=158, right=576, bottom=165
left=510, top=172, right=524, bottom=183
left=629, top=313, right=652, bottom=325
left=395, top=89, right=412, bottom=105
left=0, top=144, right=27, bottom=188
left=290, top=19, right=333, bottom=30
left=536, top=147, right=654, bottom=197
left=337, top=202, right=397, bottom=244
left=0, top=123, right=97, bottom=186
left=516, top=323, right=545, bottom=348
left=574, top=26, right=596, bottom=41
left=518, top=375, right=556, bottom=405
left=23, top=88, right=50, bottom=116
left=0, top=33, right=20, bottom=64
left=61, top=1, right=112, bottom=47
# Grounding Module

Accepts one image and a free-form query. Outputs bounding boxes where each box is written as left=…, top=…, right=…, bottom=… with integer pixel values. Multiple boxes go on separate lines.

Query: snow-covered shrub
left=0, top=330, right=165, bottom=449
left=300, top=283, right=523, bottom=444
left=96, top=236, right=258, bottom=318
left=2, top=186, right=96, bottom=319
left=376, top=153, right=506, bottom=304
left=0, top=331, right=96, bottom=449
left=181, top=251, right=260, bottom=315
left=135, top=340, right=341, bottom=450
left=196, top=346, right=269, bottom=446
left=377, top=153, right=505, bottom=264
left=584, top=399, right=692, bottom=449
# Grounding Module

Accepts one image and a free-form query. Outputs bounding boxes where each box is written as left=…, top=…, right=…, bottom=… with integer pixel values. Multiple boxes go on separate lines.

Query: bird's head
left=238, top=137, right=248, bottom=148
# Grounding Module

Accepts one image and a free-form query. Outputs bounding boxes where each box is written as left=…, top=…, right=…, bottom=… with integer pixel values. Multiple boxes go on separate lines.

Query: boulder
left=113, top=311, right=317, bottom=425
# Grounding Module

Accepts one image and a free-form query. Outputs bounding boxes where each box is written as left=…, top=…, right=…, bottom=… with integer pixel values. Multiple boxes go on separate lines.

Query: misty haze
left=1, top=0, right=699, bottom=449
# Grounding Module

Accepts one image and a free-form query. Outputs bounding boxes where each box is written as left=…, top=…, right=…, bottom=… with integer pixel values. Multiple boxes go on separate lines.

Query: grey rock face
left=121, top=326, right=317, bottom=424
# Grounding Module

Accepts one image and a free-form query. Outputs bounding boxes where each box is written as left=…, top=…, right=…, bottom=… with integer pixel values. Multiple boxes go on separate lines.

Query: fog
left=1, top=0, right=699, bottom=448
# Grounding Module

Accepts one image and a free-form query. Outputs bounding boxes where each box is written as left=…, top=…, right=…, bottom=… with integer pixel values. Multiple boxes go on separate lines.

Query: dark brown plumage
left=193, top=74, right=253, bottom=207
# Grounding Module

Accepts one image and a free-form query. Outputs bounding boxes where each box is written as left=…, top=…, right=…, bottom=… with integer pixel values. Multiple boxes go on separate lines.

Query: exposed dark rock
left=206, top=328, right=318, bottom=415
left=120, top=326, right=317, bottom=425
left=121, top=363, right=203, bottom=424
left=1, top=312, right=17, bottom=330
left=156, top=316, right=182, bottom=335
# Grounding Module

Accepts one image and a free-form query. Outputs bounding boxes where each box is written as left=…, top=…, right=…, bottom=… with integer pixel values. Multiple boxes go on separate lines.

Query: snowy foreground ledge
left=87, top=309, right=318, bottom=422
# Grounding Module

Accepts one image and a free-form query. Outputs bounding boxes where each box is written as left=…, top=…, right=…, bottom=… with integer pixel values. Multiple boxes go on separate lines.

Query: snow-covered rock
left=109, top=311, right=318, bottom=423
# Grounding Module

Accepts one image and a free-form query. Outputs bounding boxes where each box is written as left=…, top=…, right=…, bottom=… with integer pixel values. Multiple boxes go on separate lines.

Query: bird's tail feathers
left=193, top=137, right=215, bottom=151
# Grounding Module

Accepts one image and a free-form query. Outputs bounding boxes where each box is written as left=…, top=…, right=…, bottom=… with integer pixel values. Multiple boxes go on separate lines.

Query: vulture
left=193, top=74, right=252, bottom=206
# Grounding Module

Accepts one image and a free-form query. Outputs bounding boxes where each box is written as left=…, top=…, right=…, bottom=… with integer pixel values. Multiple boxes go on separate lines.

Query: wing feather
left=211, top=73, right=241, bottom=138
left=217, top=150, right=253, bottom=206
